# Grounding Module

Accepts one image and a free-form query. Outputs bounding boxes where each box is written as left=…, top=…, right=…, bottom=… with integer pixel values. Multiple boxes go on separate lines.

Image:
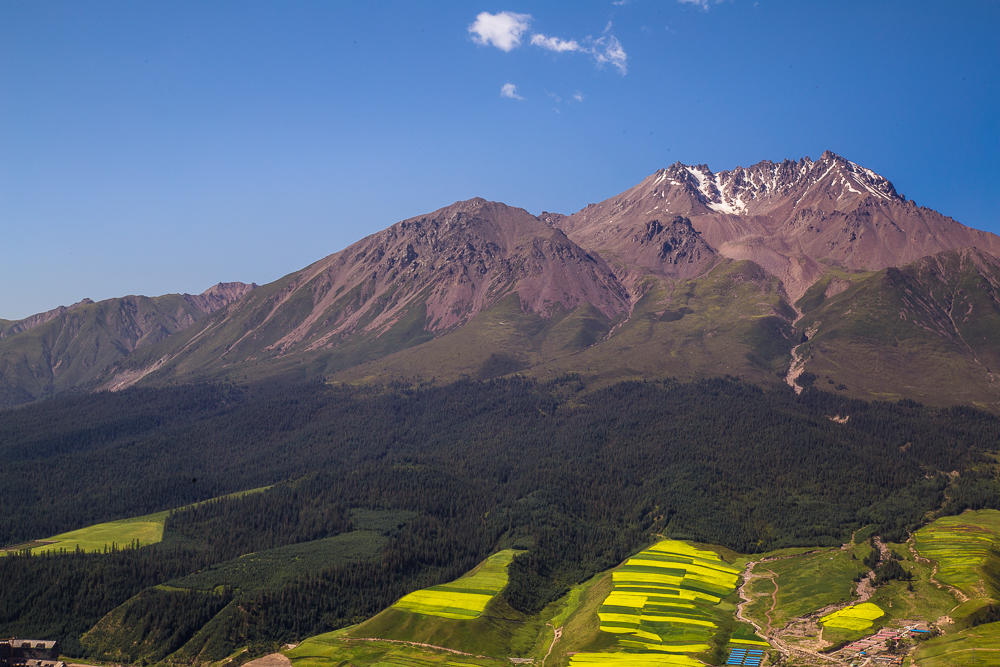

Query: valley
left=2, top=152, right=1000, bottom=667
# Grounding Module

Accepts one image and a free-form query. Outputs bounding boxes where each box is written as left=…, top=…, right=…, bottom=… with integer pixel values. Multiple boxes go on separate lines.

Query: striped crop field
left=393, top=549, right=516, bottom=619
left=913, top=510, right=1000, bottom=598
left=819, top=602, right=884, bottom=631
left=569, top=539, right=743, bottom=667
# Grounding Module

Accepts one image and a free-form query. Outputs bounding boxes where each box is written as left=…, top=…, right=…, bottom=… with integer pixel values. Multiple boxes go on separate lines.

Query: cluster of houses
left=0, top=640, right=64, bottom=667
left=837, top=625, right=932, bottom=665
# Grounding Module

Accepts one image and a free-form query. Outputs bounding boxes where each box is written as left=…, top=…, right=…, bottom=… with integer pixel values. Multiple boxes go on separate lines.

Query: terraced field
left=819, top=602, right=884, bottom=631
left=393, top=550, right=516, bottom=619
left=569, top=540, right=743, bottom=666
left=913, top=510, right=1000, bottom=598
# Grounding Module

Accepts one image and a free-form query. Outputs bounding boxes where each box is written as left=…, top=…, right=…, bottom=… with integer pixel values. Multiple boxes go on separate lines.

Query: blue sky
left=2, top=1, right=998, bottom=319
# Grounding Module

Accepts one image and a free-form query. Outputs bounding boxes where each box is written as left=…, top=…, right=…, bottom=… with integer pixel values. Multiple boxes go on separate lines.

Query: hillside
left=2, top=376, right=1000, bottom=663
left=793, top=248, right=1000, bottom=407
left=0, top=283, right=255, bottom=407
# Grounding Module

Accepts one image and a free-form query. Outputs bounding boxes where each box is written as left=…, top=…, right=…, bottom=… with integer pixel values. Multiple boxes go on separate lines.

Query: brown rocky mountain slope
left=99, top=198, right=631, bottom=390
left=560, top=151, right=1000, bottom=301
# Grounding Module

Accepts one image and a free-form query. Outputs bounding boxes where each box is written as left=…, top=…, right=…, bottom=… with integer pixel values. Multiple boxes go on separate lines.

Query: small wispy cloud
left=531, top=33, right=627, bottom=75
left=531, top=34, right=582, bottom=52
left=468, top=11, right=628, bottom=76
left=501, top=83, right=524, bottom=100
left=469, top=11, right=532, bottom=51
left=589, top=35, right=628, bottom=75
left=572, top=92, right=584, bottom=103
left=678, top=0, right=727, bottom=10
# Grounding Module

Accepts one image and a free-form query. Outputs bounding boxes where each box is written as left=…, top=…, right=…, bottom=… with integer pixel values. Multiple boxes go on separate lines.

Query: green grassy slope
left=913, top=510, right=1000, bottom=601
left=529, top=260, right=796, bottom=388
left=1, top=487, right=272, bottom=556
left=288, top=548, right=554, bottom=663
left=796, top=249, right=1000, bottom=408
left=0, top=294, right=228, bottom=408
left=333, top=260, right=796, bottom=389
left=333, top=294, right=618, bottom=385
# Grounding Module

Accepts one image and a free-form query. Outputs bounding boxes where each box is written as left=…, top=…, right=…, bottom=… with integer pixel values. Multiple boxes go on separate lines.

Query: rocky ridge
left=5, top=151, right=1000, bottom=409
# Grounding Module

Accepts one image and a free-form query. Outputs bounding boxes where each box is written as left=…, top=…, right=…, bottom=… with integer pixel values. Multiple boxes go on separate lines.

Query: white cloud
left=678, top=0, right=727, bottom=9
left=530, top=34, right=582, bottom=52
left=572, top=92, right=584, bottom=102
left=590, top=35, right=628, bottom=75
left=468, top=12, right=628, bottom=77
left=469, top=11, right=532, bottom=51
left=529, top=32, right=628, bottom=76
left=501, top=83, right=524, bottom=100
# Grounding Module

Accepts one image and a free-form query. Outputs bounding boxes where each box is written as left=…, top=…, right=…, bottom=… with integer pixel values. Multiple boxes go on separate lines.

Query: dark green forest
left=1, top=376, right=999, bottom=662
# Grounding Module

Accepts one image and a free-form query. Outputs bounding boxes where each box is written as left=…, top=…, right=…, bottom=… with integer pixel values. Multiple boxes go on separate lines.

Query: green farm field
left=913, top=621, right=1000, bottom=667
left=3, top=486, right=272, bottom=556
left=286, top=630, right=500, bottom=667
left=25, top=512, right=168, bottom=555
left=277, top=514, right=1000, bottom=667
left=913, top=510, right=1000, bottom=599
left=290, top=548, right=559, bottom=664
left=865, top=542, right=959, bottom=626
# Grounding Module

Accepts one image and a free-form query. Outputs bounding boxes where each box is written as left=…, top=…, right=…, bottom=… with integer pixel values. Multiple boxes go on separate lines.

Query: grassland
left=913, top=510, right=1000, bottom=599
left=25, top=512, right=168, bottom=555
left=913, top=622, right=1000, bottom=666
left=286, top=629, right=502, bottom=667
left=744, top=548, right=868, bottom=630
left=795, top=257, right=1000, bottom=407
left=333, top=261, right=797, bottom=391
left=5, top=486, right=272, bottom=556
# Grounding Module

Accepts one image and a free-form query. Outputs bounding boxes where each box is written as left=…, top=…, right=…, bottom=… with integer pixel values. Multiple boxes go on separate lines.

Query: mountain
left=95, top=199, right=635, bottom=391
left=560, top=150, right=1000, bottom=301
left=4, top=151, right=1000, bottom=408
left=0, top=283, right=255, bottom=407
